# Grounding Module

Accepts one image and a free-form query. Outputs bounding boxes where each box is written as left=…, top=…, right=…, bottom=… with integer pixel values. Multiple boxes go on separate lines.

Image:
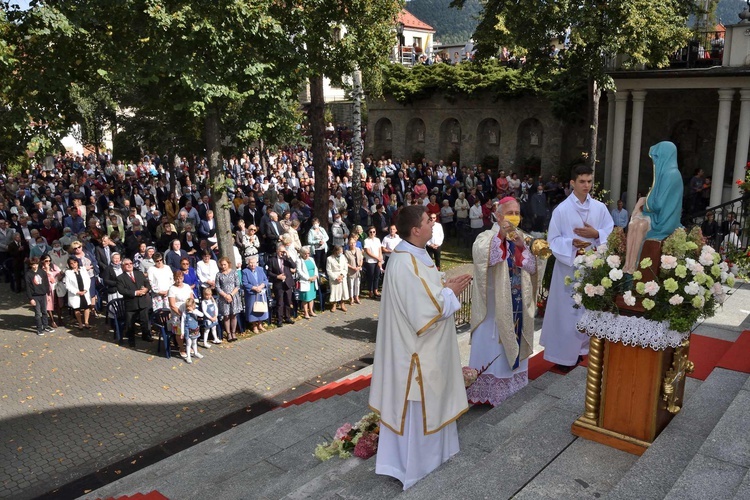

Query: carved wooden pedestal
left=571, top=337, right=691, bottom=455
left=571, top=240, right=694, bottom=454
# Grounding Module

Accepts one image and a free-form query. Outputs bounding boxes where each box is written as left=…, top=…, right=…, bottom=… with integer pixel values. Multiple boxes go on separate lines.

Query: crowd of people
left=0, top=142, right=573, bottom=361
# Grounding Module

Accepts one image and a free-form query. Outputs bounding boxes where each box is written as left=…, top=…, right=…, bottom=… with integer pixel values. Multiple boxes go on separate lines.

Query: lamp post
left=396, top=22, right=404, bottom=64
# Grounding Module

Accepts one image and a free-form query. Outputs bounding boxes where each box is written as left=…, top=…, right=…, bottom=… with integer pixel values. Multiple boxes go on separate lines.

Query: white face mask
left=313, top=223, right=320, bottom=229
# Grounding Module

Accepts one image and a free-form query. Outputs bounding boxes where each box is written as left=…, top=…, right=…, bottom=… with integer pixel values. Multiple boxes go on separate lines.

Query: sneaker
left=194, top=352, right=204, bottom=359
left=44, top=326, right=54, bottom=332
left=186, top=358, right=193, bottom=364
left=37, top=331, right=45, bottom=336
left=201, top=342, right=211, bottom=349
left=211, top=339, right=222, bottom=344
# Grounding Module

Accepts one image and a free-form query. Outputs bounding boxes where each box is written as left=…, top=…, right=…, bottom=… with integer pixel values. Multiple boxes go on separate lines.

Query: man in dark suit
left=116, top=258, right=153, bottom=346
left=198, top=210, right=217, bottom=242
left=95, top=235, right=117, bottom=271
left=265, top=243, right=296, bottom=326
left=262, top=211, right=283, bottom=254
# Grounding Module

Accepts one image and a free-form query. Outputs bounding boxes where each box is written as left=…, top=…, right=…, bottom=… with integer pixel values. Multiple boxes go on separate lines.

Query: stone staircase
left=85, top=364, right=750, bottom=500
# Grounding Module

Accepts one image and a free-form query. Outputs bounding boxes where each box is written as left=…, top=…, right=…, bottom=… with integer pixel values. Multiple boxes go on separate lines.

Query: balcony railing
left=669, top=30, right=725, bottom=69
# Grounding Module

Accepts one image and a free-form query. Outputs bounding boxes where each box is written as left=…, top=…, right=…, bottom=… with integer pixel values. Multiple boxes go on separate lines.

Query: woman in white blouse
left=196, top=250, right=220, bottom=289
left=147, top=252, right=174, bottom=311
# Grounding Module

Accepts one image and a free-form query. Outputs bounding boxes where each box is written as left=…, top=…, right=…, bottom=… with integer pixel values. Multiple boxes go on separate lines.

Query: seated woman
left=623, top=141, right=683, bottom=274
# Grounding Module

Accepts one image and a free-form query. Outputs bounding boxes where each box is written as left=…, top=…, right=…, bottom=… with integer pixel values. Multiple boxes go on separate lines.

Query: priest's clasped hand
left=445, top=274, right=472, bottom=296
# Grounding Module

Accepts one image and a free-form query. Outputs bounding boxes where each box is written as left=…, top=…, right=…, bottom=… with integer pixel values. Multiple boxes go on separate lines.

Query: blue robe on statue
left=642, top=141, right=683, bottom=240
left=241, top=267, right=270, bottom=322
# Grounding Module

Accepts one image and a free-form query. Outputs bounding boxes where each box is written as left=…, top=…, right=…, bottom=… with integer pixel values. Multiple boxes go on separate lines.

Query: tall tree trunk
left=259, top=138, right=267, bottom=176
left=205, top=104, right=235, bottom=265
left=309, top=75, right=329, bottom=229
left=351, top=69, right=363, bottom=226
left=587, top=77, right=600, bottom=178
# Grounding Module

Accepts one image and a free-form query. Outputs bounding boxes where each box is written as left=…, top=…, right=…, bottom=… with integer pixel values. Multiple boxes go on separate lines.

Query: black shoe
left=284, top=319, right=295, bottom=324
left=276, top=321, right=283, bottom=327
left=142, top=335, right=154, bottom=342
left=554, top=363, right=575, bottom=373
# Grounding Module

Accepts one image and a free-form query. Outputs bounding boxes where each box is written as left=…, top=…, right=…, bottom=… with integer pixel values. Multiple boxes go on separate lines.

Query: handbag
left=253, top=291, right=268, bottom=313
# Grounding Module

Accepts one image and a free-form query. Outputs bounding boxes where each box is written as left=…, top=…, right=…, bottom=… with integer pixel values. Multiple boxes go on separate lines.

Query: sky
left=9, top=0, right=32, bottom=10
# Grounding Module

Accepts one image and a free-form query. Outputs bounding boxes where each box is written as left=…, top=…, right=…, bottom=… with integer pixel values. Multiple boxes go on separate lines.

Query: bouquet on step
left=314, top=411, right=380, bottom=461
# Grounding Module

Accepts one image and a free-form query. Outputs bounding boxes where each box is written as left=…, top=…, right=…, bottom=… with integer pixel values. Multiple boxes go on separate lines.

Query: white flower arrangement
left=568, top=227, right=735, bottom=333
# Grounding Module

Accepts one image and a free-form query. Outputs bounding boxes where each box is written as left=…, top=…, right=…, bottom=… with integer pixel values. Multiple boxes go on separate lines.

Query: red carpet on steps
left=282, top=331, right=748, bottom=407
left=717, top=330, right=750, bottom=374
left=688, top=334, right=733, bottom=380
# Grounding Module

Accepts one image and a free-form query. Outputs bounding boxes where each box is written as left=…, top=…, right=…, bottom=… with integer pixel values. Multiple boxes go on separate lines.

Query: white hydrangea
left=660, top=255, right=678, bottom=270
left=685, top=258, right=704, bottom=275
left=623, top=291, right=636, bottom=306
left=574, top=255, right=585, bottom=267
left=684, top=281, right=701, bottom=295
left=668, top=294, right=684, bottom=305
left=584, top=283, right=597, bottom=297
left=698, top=252, right=714, bottom=267
left=573, top=293, right=582, bottom=305
left=606, top=255, right=621, bottom=269
left=594, top=285, right=606, bottom=296
left=609, top=268, right=624, bottom=281
left=643, top=281, right=660, bottom=296
left=584, top=254, right=597, bottom=267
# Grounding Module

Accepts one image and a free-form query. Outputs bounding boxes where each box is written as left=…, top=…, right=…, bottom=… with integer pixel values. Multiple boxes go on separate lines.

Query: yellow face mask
left=504, top=215, right=521, bottom=228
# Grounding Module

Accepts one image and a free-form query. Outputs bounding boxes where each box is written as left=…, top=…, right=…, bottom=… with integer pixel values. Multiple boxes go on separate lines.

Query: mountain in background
left=407, top=0, right=749, bottom=48
left=716, top=0, right=748, bottom=25
left=405, top=0, right=481, bottom=46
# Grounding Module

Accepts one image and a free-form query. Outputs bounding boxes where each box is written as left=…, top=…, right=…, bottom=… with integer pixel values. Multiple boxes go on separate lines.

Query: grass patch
left=440, top=237, right=473, bottom=272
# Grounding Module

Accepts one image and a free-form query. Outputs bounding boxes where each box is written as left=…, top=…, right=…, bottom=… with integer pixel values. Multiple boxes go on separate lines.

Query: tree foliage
left=279, top=0, right=402, bottom=226
left=381, top=59, right=587, bottom=122
left=451, top=0, right=696, bottom=172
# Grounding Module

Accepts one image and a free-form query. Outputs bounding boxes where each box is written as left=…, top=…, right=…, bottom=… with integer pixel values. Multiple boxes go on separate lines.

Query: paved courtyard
left=0, top=278, right=387, bottom=499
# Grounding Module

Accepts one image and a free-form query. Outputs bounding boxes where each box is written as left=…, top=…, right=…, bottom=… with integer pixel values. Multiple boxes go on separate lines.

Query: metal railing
left=670, top=30, right=725, bottom=68
left=684, top=193, right=750, bottom=250
left=454, top=284, right=472, bottom=328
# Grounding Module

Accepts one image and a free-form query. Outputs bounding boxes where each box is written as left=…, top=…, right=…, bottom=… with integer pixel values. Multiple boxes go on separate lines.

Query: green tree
left=453, top=0, right=696, bottom=174
left=282, top=0, right=402, bottom=227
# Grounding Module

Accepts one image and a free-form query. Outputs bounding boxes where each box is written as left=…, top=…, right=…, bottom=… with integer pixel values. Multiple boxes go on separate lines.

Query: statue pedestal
left=571, top=243, right=693, bottom=455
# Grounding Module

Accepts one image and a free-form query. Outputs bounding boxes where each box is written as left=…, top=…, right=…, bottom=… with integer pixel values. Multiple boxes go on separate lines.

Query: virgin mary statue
left=622, top=141, right=683, bottom=274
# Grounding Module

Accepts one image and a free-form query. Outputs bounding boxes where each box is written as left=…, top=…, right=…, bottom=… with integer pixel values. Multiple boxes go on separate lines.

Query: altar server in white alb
left=540, top=165, right=614, bottom=371
left=369, top=205, right=473, bottom=490
left=468, top=197, right=537, bottom=406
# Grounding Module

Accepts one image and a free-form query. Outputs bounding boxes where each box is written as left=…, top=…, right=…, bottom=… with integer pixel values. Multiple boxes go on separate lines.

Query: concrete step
left=664, top=383, right=750, bottom=500
left=396, top=368, right=587, bottom=500
left=85, top=395, right=365, bottom=500
left=278, top=370, right=573, bottom=500
left=608, top=368, right=749, bottom=500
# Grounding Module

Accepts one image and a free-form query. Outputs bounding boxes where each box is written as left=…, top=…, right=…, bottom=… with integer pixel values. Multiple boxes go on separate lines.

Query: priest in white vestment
left=369, top=205, right=473, bottom=490
left=540, top=165, right=614, bottom=369
left=468, top=197, right=537, bottom=406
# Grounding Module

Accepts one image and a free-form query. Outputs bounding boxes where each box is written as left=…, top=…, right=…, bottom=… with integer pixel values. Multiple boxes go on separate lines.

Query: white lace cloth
left=576, top=310, right=690, bottom=351
left=466, top=372, right=528, bottom=407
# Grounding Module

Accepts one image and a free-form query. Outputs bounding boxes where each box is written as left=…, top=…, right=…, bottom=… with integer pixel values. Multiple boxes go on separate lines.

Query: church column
left=710, top=88, right=735, bottom=207
left=730, top=89, right=750, bottom=200
left=603, top=91, right=616, bottom=193
left=626, top=91, right=647, bottom=213
left=609, top=91, right=630, bottom=203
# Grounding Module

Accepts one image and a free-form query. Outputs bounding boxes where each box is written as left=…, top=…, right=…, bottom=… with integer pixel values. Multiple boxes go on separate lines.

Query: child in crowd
left=200, top=287, right=221, bottom=347
left=181, top=298, right=204, bottom=364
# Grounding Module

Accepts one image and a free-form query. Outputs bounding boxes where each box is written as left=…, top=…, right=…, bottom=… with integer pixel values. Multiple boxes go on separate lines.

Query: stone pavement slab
left=0, top=282, right=380, bottom=499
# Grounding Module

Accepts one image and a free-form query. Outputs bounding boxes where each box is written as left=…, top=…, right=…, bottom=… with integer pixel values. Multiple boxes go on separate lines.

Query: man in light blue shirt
left=611, top=199, right=629, bottom=228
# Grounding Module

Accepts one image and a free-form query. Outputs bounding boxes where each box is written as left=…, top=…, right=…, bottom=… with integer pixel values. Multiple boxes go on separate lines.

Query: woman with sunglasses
left=363, top=226, right=384, bottom=298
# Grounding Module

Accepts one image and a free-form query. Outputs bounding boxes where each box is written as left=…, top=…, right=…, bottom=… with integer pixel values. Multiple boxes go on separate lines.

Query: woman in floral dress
left=216, top=257, right=242, bottom=342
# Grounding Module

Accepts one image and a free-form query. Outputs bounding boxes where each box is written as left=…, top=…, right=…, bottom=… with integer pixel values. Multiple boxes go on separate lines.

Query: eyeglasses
left=155, top=259, right=163, bottom=263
